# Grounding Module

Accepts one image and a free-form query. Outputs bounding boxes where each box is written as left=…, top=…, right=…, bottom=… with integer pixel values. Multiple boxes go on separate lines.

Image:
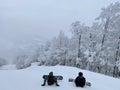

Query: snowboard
left=68, top=78, right=91, bottom=87
left=43, top=75, right=63, bottom=80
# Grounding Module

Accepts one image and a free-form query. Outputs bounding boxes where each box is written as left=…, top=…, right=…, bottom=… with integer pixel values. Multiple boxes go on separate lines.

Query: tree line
left=14, top=2, right=120, bottom=77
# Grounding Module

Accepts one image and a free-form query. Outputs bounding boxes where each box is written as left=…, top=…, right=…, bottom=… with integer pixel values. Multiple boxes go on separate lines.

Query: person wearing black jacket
left=41, top=72, right=59, bottom=86
left=75, top=72, right=86, bottom=87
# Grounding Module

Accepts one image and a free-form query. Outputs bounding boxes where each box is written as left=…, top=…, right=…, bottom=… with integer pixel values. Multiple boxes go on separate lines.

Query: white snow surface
left=0, top=65, right=120, bottom=90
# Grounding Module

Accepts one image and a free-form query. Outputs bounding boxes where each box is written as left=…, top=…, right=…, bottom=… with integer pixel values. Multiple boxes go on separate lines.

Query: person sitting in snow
left=41, top=72, right=59, bottom=86
left=75, top=72, right=86, bottom=87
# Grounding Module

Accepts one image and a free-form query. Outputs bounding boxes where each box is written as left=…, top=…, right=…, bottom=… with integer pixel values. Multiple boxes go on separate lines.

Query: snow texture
left=0, top=65, right=120, bottom=90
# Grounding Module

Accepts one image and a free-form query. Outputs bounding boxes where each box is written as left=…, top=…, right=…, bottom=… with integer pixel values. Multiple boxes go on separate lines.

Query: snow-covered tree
left=94, top=2, right=120, bottom=73
left=51, top=31, right=69, bottom=50
left=113, top=36, right=120, bottom=77
left=15, top=55, right=31, bottom=69
left=71, top=21, right=88, bottom=68
left=96, top=1, right=120, bottom=49
left=47, top=31, right=69, bottom=65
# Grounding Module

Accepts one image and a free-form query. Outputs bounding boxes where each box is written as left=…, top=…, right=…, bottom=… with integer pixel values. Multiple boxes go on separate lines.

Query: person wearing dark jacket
left=41, top=72, right=59, bottom=86
left=75, top=72, right=86, bottom=87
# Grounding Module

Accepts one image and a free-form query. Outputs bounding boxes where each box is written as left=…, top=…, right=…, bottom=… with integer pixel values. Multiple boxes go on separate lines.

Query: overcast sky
left=0, top=0, right=120, bottom=62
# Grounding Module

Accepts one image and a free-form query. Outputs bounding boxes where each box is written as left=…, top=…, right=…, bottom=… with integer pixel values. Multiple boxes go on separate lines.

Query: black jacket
left=75, top=76, right=86, bottom=87
left=47, top=75, right=57, bottom=85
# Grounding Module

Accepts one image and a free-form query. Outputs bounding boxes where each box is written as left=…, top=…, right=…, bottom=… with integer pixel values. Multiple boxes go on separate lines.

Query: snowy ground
left=0, top=65, right=120, bottom=90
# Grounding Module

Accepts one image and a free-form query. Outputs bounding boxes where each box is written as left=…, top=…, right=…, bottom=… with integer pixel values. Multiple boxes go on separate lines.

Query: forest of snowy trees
left=11, top=2, right=120, bottom=77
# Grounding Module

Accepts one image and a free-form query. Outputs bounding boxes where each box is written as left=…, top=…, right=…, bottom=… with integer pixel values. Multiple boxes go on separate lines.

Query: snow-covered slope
left=0, top=65, right=120, bottom=90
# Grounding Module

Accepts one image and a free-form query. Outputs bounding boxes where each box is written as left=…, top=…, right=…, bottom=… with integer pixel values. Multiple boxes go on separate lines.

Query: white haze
left=0, top=0, right=120, bottom=62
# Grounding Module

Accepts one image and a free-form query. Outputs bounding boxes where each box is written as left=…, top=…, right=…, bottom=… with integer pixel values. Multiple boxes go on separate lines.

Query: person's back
left=41, top=72, right=59, bottom=86
left=75, top=72, right=86, bottom=87
left=47, top=72, right=56, bottom=85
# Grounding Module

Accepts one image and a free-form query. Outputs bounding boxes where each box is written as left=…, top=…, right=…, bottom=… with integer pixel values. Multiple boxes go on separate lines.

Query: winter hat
left=49, top=72, right=53, bottom=76
left=79, top=72, right=83, bottom=76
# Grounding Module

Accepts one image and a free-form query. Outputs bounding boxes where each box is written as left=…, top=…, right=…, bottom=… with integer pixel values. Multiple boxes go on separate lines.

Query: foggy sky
left=0, top=0, right=120, bottom=62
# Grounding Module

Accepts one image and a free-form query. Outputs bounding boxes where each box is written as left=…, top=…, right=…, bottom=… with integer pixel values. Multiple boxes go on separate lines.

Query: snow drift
left=0, top=65, right=120, bottom=90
